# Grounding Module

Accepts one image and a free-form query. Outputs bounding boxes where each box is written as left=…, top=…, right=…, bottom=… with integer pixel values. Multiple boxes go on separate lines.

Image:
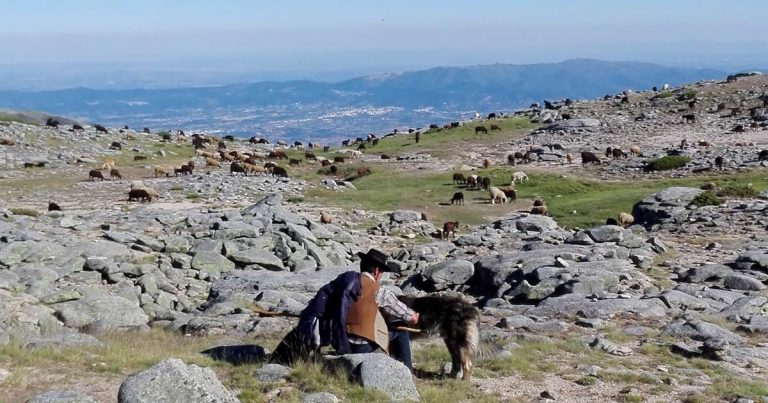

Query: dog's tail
left=467, top=320, right=504, bottom=361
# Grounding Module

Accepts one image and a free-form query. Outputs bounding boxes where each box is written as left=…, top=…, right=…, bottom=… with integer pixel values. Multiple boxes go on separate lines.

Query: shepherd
left=271, top=249, right=419, bottom=370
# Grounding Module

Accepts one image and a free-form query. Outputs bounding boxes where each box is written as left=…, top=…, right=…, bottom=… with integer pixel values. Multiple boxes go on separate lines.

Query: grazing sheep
left=680, top=139, right=689, bottom=149
left=511, top=171, right=528, bottom=184
left=581, top=151, right=600, bottom=165
left=452, top=173, right=466, bottom=184
left=357, top=143, right=366, bottom=151
left=48, top=202, right=61, bottom=211
left=490, top=124, right=501, bottom=131
left=507, top=154, right=516, bottom=165
left=269, top=150, right=288, bottom=160
left=682, top=114, right=696, bottom=124
left=415, top=132, right=420, bottom=144
left=380, top=154, right=390, bottom=159
left=523, top=151, right=536, bottom=164
left=133, top=155, right=147, bottom=161
left=698, top=140, right=711, bottom=147
left=701, top=182, right=717, bottom=191
left=372, top=138, right=379, bottom=146
left=442, top=221, right=459, bottom=239
left=0, top=136, right=15, bottom=146
left=618, top=212, right=634, bottom=228
left=467, top=175, right=478, bottom=189
left=565, top=153, right=573, bottom=164
left=128, top=188, right=152, bottom=202
left=289, top=158, right=301, bottom=166
left=272, top=166, right=288, bottom=178
left=88, top=170, right=105, bottom=181
left=109, top=141, right=122, bottom=150
left=605, top=218, right=618, bottom=225
left=483, top=159, right=490, bottom=169
left=321, top=159, right=331, bottom=167
left=714, top=156, right=724, bottom=170
left=230, top=162, right=246, bottom=175
left=94, top=124, right=108, bottom=133
left=101, top=159, right=116, bottom=170
left=244, top=163, right=267, bottom=175
left=629, top=145, right=641, bottom=156
left=759, top=150, right=768, bottom=161
left=501, top=188, right=516, bottom=201
left=109, top=168, right=122, bottom=180
left=357, top=166, right=372, bottom=177
left=329, top=165, right=338, bottom=175
left=206, top=158, right=220, bottom=168
left=450, top=192, right=464, bottom=205
left=178, top=164, right=193, bottom=175
left=320, top=212, right=333, bottom=224
left=481, top=177, right=491, bottom=190
left=154, top=166, right=169, bottom=177
left=475, top=126, right=488, bottom=134
left=489, top=186, right=507, bottom=204
left=612, top=148, right=627, bottom=159
left=605, top=146, right=613, bottom=158
left=333, top=156, right=345, bottom=163
left=305, top=152, right=317, bottom=161
left=72, top=124, right=84, bottom=131
left=530, top=205, right=549, bottom=216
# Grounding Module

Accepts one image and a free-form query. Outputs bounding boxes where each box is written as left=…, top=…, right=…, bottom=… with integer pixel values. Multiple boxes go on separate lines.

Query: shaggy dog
left=398, top=294, right=481, bottom=380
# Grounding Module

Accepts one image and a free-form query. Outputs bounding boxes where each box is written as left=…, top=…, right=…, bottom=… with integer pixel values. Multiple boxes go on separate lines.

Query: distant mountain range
left=0, top=59, right=731, bottom=141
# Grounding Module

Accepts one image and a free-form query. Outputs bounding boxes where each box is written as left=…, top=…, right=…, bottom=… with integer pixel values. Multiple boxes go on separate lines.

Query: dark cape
left=298, top=270, right=361, bottom=354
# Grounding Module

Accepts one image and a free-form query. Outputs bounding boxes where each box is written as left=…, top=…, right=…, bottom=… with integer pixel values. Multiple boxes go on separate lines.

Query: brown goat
left=154, top=166, right=169, bottom=177
left=128, top=188, right=152, bottom=202
left=88, top=170, right=105, bottom=181
left=357, top=166, right=372, bottom=177
left=442, top=221, right=459, bottom=239
left=206, top=158, right=220, bottom=168
left=109, top=168, right=122, bottom=180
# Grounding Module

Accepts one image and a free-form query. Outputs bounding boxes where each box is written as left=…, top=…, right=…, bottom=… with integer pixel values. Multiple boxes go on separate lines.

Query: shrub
left=691, top=191, right=723, bottom=207
left=677, top=90, right=697, bottom=101
left=717, top=185, right=758, bottom=198
left=9, top=207, right=39, bottom=217
left=158, top=132, right=172, bottom=142
left=645, top=156, right=691, bottom=171
left=185, top=192, right=200, bottom=200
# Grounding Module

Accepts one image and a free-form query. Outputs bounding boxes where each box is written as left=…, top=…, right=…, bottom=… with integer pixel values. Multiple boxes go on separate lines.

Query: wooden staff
left=248, top=306, right=420, bottom=333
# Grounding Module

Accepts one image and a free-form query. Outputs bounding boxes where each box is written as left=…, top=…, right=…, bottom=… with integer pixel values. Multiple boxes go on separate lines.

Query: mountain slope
left=0, top=59, right=728, bottom=138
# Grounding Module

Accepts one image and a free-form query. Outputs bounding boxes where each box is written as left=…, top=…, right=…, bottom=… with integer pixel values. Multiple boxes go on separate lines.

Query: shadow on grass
left=201, top=344, right=268, bottom=365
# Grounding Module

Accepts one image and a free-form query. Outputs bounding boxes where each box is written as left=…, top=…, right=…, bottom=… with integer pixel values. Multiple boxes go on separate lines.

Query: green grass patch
left=365, top=117, right=537, bottom=158
left=645, top=156, right=691, bottom=171
left=678, top=90, right=698, bottom=101
left=185, top=192, right=200, bottom=200
left=305, top=166, right=768, bottom=229
left=0, top=113, right=39, bottom=125
left=717, top=184, right=758, bottom=198
left=653, top=91, right=674, bottom=99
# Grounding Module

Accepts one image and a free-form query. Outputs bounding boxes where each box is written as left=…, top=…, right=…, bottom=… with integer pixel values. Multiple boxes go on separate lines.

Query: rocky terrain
left=1, top=74, right=768, bottom=402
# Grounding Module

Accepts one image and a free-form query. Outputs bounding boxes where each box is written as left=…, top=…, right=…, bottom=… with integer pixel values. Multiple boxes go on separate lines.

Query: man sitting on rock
left=346, top=249, right=419, bottom=370
left=271, top=249, right=419, bottom=370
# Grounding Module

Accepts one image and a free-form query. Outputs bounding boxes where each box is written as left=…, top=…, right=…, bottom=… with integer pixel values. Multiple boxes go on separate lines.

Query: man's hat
left=357, top=248, right=389, bottom=269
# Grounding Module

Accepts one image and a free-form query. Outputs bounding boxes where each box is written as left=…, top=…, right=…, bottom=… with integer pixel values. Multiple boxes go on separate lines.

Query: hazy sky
left=0, top=0, right=766, bottom=87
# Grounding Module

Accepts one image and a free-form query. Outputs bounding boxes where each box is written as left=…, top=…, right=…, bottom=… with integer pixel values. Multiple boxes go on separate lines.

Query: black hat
left=357, top=248, right=389, bottom=270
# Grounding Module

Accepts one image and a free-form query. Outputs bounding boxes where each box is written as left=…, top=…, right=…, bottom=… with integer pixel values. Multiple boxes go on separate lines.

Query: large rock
left=390, top=210, right=423, bottom=223
left=326, top=353, right=419, bottom=401
left=229, top=249, right=285, bottom=271
left=632, top=187, right=703, bottom=227
left=544, top=118, right=601, bottom=130
left=512, top=215, right=559, bottom=233
left=585, top=226, right=625, bottom=243
left=25, top=390, right=96, bottom=403
left=422, top=259, right=474, bottom=289
left=723, top=274, right=766, bottom=291
left=52, top=296, right=148, bottom=331
left=191, top=251, right=236, bottom=278
left=118, top=358, right=239, bottom=403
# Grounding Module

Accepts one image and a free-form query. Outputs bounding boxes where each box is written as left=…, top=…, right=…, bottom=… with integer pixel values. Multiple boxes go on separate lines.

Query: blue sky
left=0, top=0, right=766, bottom=87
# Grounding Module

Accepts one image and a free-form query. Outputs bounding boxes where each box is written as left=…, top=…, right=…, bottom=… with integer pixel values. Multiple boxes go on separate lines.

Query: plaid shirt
left=349, top=272, right=416, bottom=344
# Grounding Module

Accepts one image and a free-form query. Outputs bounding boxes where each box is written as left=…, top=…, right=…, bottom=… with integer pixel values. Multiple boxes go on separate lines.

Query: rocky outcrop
left=117, top=358, right=239, bottom=403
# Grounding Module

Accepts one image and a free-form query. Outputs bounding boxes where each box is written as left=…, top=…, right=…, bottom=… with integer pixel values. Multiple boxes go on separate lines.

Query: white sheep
left=511, top=171, right=529, bottom=184
left=489, top=186, right=507, bottom=204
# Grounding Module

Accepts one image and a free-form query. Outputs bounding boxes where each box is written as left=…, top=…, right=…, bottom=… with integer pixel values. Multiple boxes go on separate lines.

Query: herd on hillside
left=9, top=74, right=768, bottom=237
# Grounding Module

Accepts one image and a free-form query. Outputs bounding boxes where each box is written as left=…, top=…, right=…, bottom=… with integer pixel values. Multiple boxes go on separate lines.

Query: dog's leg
left=446, top=338, right=462, bottom=379
left=460, top=348, right=473, bottom=380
